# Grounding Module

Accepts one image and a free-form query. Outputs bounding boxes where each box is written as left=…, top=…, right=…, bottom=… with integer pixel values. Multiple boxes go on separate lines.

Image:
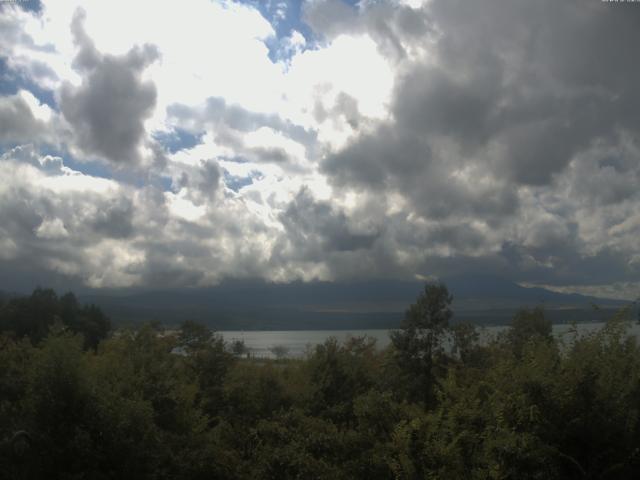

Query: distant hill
left=443, top=274, right=625, bottom=309
left=77, top=276, right=630, bottom=330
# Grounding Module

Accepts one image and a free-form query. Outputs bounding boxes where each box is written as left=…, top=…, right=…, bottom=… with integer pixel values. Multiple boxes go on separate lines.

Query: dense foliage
left=0, top=288, right=110, bottom=349
left=1, top=285, right=640, bottom=479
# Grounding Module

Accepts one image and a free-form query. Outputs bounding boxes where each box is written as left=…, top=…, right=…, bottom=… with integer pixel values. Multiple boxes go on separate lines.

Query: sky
left=1, top=0, right=640, bottom=300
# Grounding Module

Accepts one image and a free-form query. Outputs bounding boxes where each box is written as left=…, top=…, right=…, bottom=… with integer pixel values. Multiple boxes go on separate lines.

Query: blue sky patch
left=153, top=128, right=204, bottom=154
left=37, top=146, right=163, bottom=192
left=238, top=0, right=323, bottom=61
left=157, top=175, right=174, bottom=191
left=0, top=0, right=41, bottom=14
left=20, top=0, right=42, bottom=13
left=224, top=170, right=262, bottom=192
left=0, top=57, right=57, bottom=109
left=38, top=146, right=114, bottom=180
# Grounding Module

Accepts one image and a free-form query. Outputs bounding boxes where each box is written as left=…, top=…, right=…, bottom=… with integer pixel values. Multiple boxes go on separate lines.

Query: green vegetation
left=1, top=284, right=640, bottom=479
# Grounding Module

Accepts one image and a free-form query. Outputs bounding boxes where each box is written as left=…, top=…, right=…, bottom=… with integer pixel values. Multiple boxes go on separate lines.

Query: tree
left=0, top=290, right=110, bottom=349
left=390, top=283, right=453, bottom=405
left=230, top=339, right=248, bottom=357
left=506, top=307, right=552, bottom=358
left=75, top=304, right=111, bottom=350
left=178, top=320, right=234, bottom=417
left=307, top=337, right=377, bottom=423
left=270, top=345, right=290, bottom=360
left=0, top=288, right=59, bottom=344
left=178, top=319, right=213, bottom=352
left=451, top=321, right=481, bottom=365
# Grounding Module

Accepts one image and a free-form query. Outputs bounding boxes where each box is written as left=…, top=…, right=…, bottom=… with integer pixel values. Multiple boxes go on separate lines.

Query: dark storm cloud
left=392, top=64, right=500, bottom=149
left=92, top=199, right=134, bottom=239
left=137, top=256, right=207, bottom=289
left=280, top=188, right=379, bottom=254
left=323, top=0, right=640, bottom=189
left=59, top=8, right=159, bottom=166
left=424, top=0, right=640, bottom=184
left=495, top=241, right=640, bottom=288
left=315, top=0, right=640, bottom=288
left=323, top=122, right=518, bottom=221
left=323, top=124, right=429, bottom=189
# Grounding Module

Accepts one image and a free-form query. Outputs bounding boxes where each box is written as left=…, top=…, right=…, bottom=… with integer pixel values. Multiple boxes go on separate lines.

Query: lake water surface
left=220, top=321, right=640, bottom=358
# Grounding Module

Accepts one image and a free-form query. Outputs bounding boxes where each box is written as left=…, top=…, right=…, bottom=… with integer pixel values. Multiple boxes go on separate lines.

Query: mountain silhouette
left=75, top=275, right=626, bottom=330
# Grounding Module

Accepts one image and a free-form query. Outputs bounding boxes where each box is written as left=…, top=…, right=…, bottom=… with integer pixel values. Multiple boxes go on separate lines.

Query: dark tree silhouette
left=390, top=283, right=453, bottom=405
left=0, top=289, right=110, bottom=349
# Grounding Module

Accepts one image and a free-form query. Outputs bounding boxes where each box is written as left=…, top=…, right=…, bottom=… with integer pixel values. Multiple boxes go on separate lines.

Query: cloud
left=0, top=90, right=49, bottom=143
left=166, top=96, right=317, bottom=172
left=0, top=144, right=285, bottom=288
left=59, top=8, right=159, bottom=166
left=173, top=158, right=222, bottom=206
left=310, top=0, right=640, bottom=293
left=0, top=145, right=138, bottom=287
left=92, top=198, right=135, bottom=239
left=35, top=218, right=69, bottom=240
left=1, top=0, right=640, bottom=298
left=302, top=0, right=359, bottom=39
left=303, top=0, right=432, bottom=61
left=320, top=0, right=640, bottom=189
left=280, top=187, right=380, bottom=254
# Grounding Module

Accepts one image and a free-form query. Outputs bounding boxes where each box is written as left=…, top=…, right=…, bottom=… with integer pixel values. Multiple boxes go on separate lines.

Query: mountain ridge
left=69, top=275, right=629, bottom=329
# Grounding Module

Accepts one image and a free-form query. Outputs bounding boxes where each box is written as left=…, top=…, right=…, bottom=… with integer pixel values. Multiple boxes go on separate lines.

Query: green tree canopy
left=390, top=283, right=453, bottom=405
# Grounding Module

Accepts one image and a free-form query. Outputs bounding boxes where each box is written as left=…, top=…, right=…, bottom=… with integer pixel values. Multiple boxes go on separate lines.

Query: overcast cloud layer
left=1, top=0, right=639, bottom=298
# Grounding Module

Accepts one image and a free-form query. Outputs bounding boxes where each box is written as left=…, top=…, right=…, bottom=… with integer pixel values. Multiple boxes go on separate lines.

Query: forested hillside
left=1, top=285, right=640, bottom=479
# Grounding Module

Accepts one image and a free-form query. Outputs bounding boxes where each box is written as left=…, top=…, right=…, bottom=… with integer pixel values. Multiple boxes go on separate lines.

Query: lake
left=220, top=321, right=640, bottom=359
